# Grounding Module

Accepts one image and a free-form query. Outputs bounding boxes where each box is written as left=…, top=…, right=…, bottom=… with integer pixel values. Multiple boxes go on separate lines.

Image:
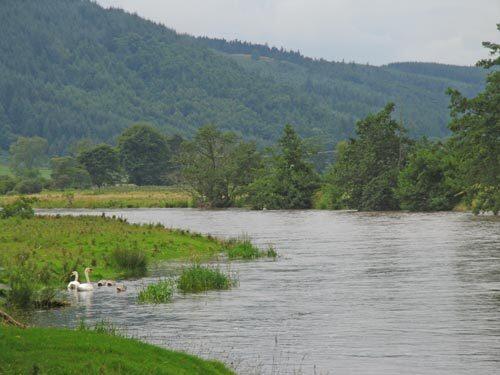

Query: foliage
left=0, top=327, right=234, bottom=374
left=118, top=124, right=171, bottom=186
left=177, top=264, right=235, bottom=293
left=50, top=156, right=91, bottom=189
left=246, top=125, right=319, bottom=209
left=446, top=26, right=499, bottom=214
left=396, top=140, right=461, bottom=211
left=78, top=144, right=122, bottom=187
left=138, top=279, right=175, bottom=304
left=2, top=249, right=65, bottom=309
left=111, top=246, right=148, bottom=277
left=326, top=103, right=410, bottom=211
left=0, top=197, right=35, bottom=219
left=178, top=125, right=261, bottom=207
left=13, top=177, right=44, bottom=194
left=0, top=0, right=485, bottom=154
left=0, top=175, right=16, bottom=194
left=8, top=136, right=48, bottom=176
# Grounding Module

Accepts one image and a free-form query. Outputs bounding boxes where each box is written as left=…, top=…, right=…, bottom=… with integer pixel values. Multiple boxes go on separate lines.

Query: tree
left=246, top=125, right=319, bottom=209
left=77, top=144, right=122, bottom=187
left=50, top=156, right=91, bottom=189
left=9, top=136, right=48, bottom=176
left=447, top=25, right=500, bottom=214
left=178, top=125, right=261, bottom=207
left=396, top=140, right=460, bottom=211
left=328, top=103, right=410, bottom=211
left=118, top=124, right=170, bottom=186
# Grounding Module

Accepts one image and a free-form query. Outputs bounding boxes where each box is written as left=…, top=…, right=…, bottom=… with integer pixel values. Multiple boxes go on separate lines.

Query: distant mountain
left=0, top=0, right=487, bottom=154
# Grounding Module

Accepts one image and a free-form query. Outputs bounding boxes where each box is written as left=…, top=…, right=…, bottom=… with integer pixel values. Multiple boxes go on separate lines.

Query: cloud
left=96, top=0, right=500, bottom=65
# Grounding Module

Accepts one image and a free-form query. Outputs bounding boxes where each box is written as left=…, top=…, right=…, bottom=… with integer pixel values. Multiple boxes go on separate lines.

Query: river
left=35, top=209, right=500, bottom=374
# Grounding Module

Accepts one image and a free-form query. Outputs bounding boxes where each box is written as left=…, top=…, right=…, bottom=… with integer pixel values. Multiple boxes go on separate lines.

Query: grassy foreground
left=0, top=186, right=192, bottom=209
left=0, top=215, right=242, bottom=287
left=0, top=326, right=233, bottom=375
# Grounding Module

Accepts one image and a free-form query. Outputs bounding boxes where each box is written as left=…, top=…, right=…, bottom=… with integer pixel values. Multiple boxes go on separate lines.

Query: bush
left=14, top=178, right=43, bottom=194
left=177, top=264, right=235, bottom=293
left=137, top=279, right=175, bottom=304
left=0, top=175, right=16, bottom=195
left=0, top=197, right=35, bottom=219
left=111, top=246, right=147, bottom=277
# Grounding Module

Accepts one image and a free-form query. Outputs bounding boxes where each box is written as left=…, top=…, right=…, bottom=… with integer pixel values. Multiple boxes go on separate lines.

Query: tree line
left=1, top=26, right=498, bottom=214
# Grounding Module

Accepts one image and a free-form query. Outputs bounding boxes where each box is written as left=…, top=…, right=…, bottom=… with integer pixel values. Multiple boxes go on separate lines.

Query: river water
left=35, top=209, right=500, bottom=374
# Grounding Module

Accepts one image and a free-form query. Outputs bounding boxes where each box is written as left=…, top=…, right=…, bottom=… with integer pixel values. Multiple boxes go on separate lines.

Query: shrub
left=177, top=264, right=235, bottom=293
left=0, top=197, right=35, bottom=219
left=6, top=271, right=34, bottom=308
left=0, top=175, right=16, bottom=195
left=14, top=178, right=43, bottom=194
left=137, top=279, right=175, bottom=304
left=111, top=247, right=147, bottom=277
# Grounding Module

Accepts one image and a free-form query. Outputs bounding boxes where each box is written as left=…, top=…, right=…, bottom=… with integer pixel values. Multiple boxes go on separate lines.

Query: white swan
left=67, top=271, right=80, bottom=290
left=77, top=268, right=94, bottom=292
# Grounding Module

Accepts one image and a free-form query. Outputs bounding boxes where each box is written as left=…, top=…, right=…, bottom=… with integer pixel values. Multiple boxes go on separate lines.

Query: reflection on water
left=35, top=209, right=500, bottom=374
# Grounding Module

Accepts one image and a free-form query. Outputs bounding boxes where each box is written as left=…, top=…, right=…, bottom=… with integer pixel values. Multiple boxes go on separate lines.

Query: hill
left=0, top=0, right=487, bottom=154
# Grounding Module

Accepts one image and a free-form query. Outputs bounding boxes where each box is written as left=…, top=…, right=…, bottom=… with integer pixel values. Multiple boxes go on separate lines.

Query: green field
left=0, top=164, right=51, bottom=178
left=0, top=186, right=192, bottom=209
left=0, top=215, right=248, bottom=287
left=0, top=326, right=233, bottom=374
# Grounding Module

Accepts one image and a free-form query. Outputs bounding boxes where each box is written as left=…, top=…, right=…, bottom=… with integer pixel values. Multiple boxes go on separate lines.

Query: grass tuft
left=177, top=264, right=236, bottom=293
left=137, top=279, right=175, bottom=304
left=226, top=238, right=262, bottom=259
left=111, top=246, right=148, bottom=277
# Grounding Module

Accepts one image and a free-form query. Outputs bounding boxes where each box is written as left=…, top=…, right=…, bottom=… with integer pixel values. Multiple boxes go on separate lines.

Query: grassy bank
left=0, top=326, right=233, bottom=374
left=0, top=215, right=254, bottom=289
left=0, top=186, right=192, bottom=209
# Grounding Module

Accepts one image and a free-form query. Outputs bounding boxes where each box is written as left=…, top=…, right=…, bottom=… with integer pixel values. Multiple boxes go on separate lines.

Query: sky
left=96, top=0, right=499, bottom=66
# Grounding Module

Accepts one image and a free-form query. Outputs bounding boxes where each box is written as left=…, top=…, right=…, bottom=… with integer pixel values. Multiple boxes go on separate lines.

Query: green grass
left=0, top=215, right=253, bottom=289
left=0, top=216, right=262, bottom=288
left=0, top=164, right=51, bottom=179
left=0, top=164, right=11, bottom=176
left=177, top=265, right=236, bottom=293
left=0, top=186, right=192, bottom=208
left=138, top=279, right=176, bottom=304
left=111, top=247, right=148, bottom=277
left=226, top=236, right=278, bottom=260
left=226, top=238, right=262, bottom=259
left=0, top=326, right=234, bottom=374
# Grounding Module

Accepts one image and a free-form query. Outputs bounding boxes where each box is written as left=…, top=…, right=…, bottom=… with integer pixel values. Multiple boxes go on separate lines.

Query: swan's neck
left=74, top=272, right=79, bottom=282
left=84, top=271, right=91, bottom=283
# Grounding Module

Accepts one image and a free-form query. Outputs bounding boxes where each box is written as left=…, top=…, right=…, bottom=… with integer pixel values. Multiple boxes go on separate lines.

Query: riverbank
left=0, top=326, right=234, bottom=374
left=0, top=186, right=192, bottom=209
left=0, top=215, right=258, bottom=289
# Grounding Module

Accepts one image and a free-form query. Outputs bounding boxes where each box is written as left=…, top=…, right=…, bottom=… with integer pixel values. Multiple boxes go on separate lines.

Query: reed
left=177, top=264, right=236, bottom=293
left=137, top=279, right=175, bottom=304
left=112, top=246, right=148, bottom=277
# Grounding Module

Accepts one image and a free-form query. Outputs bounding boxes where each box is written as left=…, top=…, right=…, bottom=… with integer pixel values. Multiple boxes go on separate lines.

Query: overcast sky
left=96, top=0, right=499, bottom=66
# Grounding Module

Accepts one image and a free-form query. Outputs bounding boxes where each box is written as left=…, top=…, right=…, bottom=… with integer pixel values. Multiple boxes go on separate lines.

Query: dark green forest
left=0, top=0, right=487, bottom=155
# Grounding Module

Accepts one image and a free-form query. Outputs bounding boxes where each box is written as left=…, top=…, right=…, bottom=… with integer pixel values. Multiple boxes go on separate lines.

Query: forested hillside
left=0, top=0, right=487, bottom=154
left=199, top=38, right=487, bottom=137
